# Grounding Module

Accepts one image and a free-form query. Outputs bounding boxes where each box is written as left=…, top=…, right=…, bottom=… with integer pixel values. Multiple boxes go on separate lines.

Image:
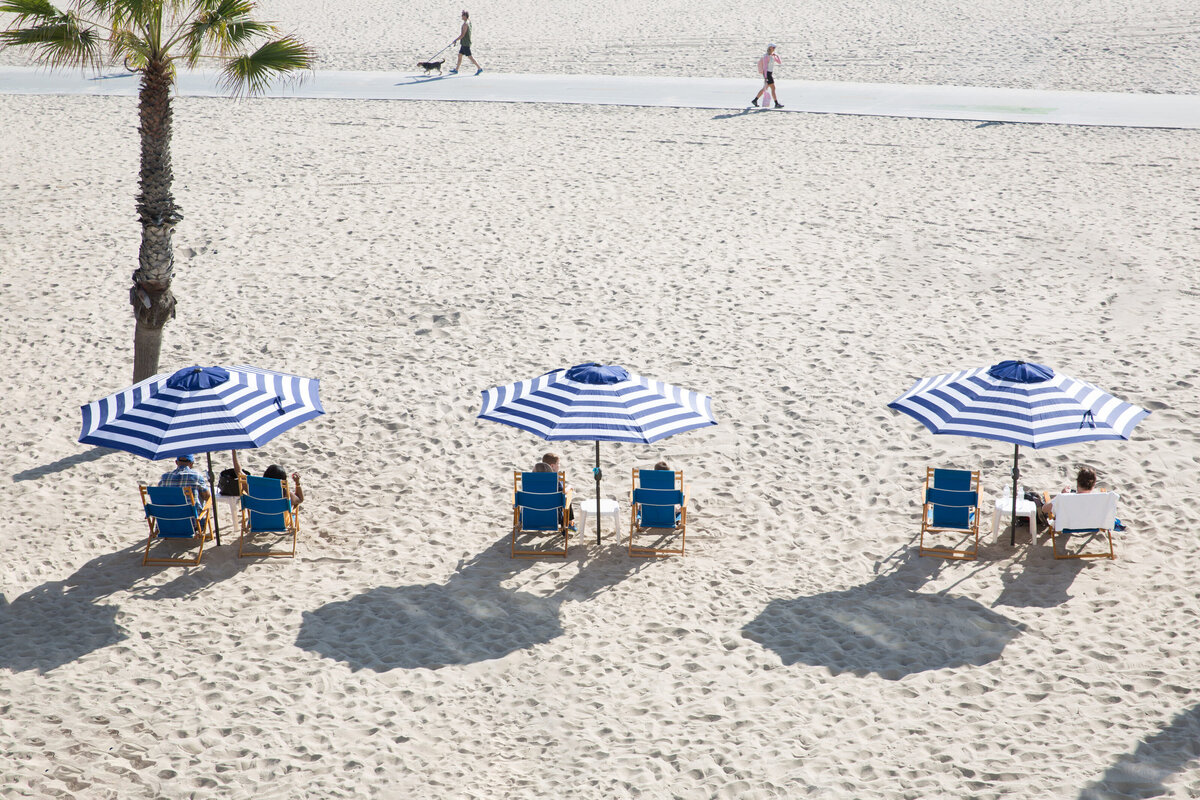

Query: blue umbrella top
left=986, top=359, right=1054, bottom=384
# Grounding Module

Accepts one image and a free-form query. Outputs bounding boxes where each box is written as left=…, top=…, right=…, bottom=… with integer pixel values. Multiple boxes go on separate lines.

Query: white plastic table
left=577, top=498, right=621, bottom=541
left=215, top=493, right=240, bottom=538
left=993, top=496, right=1038, bottom=540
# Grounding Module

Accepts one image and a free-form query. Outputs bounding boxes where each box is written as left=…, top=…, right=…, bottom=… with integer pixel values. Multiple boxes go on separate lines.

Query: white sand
left=2, top=2, right=1200, bottom=798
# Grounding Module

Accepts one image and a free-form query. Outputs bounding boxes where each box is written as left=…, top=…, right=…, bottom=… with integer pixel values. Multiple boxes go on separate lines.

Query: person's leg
left=469, top=54, right=482, bottom=72
left=452, top=52, right=463, bottom=72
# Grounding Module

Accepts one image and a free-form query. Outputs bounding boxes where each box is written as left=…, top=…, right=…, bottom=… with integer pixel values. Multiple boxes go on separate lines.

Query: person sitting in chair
left=231, top=450, right=304, bottom=508
left=1041, top=466, right=1096, bottom=517
left=533, top=455, right=573, bottom=527
left=157, top=453, right=211, bottom=506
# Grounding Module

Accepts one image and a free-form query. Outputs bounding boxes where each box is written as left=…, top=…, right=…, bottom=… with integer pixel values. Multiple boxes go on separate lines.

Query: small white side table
left=578, top=498, right=621, bottom=540
left=993, top=496, right=1038, bottom=541
left=215, top=493, right=240, bottom=538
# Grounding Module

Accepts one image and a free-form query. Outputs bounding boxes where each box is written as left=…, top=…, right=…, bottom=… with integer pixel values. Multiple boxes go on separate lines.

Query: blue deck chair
left=139, top=484, right=211, bottom=566
left=919, top=467, right=981, bottom=559
left=511, top=471, right=571, bottom=558
left=238, top=474, right=299, bottom=558
left=628, top=468, right=689, bottom=557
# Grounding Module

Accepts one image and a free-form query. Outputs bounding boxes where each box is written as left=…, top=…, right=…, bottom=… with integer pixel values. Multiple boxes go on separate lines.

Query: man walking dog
left=449, top=10, right=483, bottom=75
left=752, top=44, right=783, bottom=108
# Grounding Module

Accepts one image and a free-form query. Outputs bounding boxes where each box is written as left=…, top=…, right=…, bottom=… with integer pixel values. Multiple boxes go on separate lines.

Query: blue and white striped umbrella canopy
left=80, top=365, right=324, bottom=460
left=888, top=360, right=1149, bottom=448
left=479, top=363, right=716, bottom=443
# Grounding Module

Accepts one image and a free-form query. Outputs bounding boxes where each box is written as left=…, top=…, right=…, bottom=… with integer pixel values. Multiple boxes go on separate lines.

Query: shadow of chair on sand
left=0, top=525, right=255, bottom=672
left=879, top=524, right=1092, bottom=610
left=1077, top=703, right=1200, bottom=799
left=296, top=535, right=648, bottom=671
left=742, top=543, right=1026, bottom=680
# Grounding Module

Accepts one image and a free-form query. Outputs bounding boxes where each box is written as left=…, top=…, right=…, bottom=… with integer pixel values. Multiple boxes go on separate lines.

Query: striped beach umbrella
left=888, top=359, right=1149, bottom=545
left=479, top=363, right=717, bottom=545
left=80, top=365, right=324, bottom=545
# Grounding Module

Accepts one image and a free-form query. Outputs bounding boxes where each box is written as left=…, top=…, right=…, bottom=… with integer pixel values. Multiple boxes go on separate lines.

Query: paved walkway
left=2, top=66, right=1197, bottom=129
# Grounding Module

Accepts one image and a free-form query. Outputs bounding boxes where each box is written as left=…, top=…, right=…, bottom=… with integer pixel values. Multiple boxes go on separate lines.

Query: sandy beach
left=2, top=2, right=1200, bottom=798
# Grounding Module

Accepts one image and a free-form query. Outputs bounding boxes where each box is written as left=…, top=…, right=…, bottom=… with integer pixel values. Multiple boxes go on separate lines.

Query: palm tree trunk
left=130, top=58, right=182, bottom=382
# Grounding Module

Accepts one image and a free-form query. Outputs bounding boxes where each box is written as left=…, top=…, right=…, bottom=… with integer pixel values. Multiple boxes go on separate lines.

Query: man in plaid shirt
left=158, top=454, right=211, bottom=506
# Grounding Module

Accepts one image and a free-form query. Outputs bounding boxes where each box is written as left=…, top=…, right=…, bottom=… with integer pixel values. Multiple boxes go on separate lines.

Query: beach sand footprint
left=296, top=536, right=645, bottom=671
left=742, top=576, right=1025, bottom=680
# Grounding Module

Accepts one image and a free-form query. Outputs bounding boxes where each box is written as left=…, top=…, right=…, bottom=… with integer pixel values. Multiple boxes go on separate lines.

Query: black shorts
left=459, top=45, right=472, bottom=57
left=764, top=71, right=775, bottom=85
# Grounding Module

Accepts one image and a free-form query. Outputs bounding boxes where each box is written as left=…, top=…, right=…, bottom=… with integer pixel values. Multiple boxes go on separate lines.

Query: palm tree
left=1, top=1, right=313, bottom=380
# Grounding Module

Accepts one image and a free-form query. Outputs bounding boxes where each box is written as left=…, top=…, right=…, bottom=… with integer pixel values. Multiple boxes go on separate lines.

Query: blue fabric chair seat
left=629, top=469, right=689, bottom=557
left=140, top=485, right=209, bottom=565
left=919, top=468, right=981, bottom=560
left=238, top=474, right=299, bottom=557
left=511, top=472, right=570, bottom=558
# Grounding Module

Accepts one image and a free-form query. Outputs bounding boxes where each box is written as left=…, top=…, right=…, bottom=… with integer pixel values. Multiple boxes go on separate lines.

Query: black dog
left=418, top=59, right=444, bottom=75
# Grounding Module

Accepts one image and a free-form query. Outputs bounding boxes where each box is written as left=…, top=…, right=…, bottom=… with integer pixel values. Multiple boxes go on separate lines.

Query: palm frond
left=0, top=13, right=103, bottom=69
left=181, top=0, right=272, bottom=66
left=219, top=35, right=313, bottom=96
left=109, top=26, right=148, bottom=66
left=0, top=0, right=62, bottom=26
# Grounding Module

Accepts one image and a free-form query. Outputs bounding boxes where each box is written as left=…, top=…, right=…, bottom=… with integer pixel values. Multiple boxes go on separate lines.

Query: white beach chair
left=1048, top=492, right=1118, bottom=560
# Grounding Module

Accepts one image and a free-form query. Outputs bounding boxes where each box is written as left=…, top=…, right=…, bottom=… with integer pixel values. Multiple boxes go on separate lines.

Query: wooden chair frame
left=919, top=467, right=980, bottom=560
left=1042, top=490, right=1116, bottom=560
left=238, top=475, right=300, bottom=558
left=628, top=468, right=689, bottom=557
left=140, top=485, right=211, bottom=566
left=511, top=470, right=572, bottom=558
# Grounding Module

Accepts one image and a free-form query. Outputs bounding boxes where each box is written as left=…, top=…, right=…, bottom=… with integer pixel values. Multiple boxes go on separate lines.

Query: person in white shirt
left=752, top=44, right=783, bottom=109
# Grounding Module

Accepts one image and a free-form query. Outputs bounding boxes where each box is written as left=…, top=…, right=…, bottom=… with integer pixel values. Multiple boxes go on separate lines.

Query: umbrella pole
left=594, top=440, right=602, bottom=547
left=1010, top=444, right=1019, bottom=547
left=205, top=451, right=222, bottom=547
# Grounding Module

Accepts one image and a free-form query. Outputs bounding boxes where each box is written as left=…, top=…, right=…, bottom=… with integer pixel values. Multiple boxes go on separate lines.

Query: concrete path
left=2, top=66, right=1197, bottom=129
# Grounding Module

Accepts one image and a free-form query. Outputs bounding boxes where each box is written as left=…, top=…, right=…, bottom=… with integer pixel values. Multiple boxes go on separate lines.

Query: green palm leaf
left=0, top=12, right=102, bottom=68
left=0, top=0, right=61, bottom=24
left=182, top=0, right=272, bottom=66
left=220, top=35, right=313, bottom=95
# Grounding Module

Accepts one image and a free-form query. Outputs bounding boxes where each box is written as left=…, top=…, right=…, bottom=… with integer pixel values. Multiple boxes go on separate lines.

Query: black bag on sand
left=1023, top=489, right=1049, bottom=530
left=217, top=468, right=241, bottom=497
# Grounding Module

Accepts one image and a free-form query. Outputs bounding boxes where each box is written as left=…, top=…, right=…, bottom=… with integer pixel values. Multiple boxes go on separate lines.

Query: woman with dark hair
left=232, top=450, right=304, bottom=508
left=1041, top=466, right=1097, bottom=516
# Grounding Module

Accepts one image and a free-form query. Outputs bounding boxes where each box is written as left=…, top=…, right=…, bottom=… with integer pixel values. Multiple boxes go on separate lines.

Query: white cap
left=768, top=43, right=777, bottom=49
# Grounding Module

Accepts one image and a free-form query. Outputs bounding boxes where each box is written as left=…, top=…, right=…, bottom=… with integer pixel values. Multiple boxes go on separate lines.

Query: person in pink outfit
left=752, top=44, right=783, bottom=109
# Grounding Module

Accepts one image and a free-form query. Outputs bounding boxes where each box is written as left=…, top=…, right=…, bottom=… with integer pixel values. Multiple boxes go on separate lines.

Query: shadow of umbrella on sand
left=296, top=536, right=646, bottom=671
left=742, top=574, right=1025, bottom=680
left=0, top=543, right=149, bottom=673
